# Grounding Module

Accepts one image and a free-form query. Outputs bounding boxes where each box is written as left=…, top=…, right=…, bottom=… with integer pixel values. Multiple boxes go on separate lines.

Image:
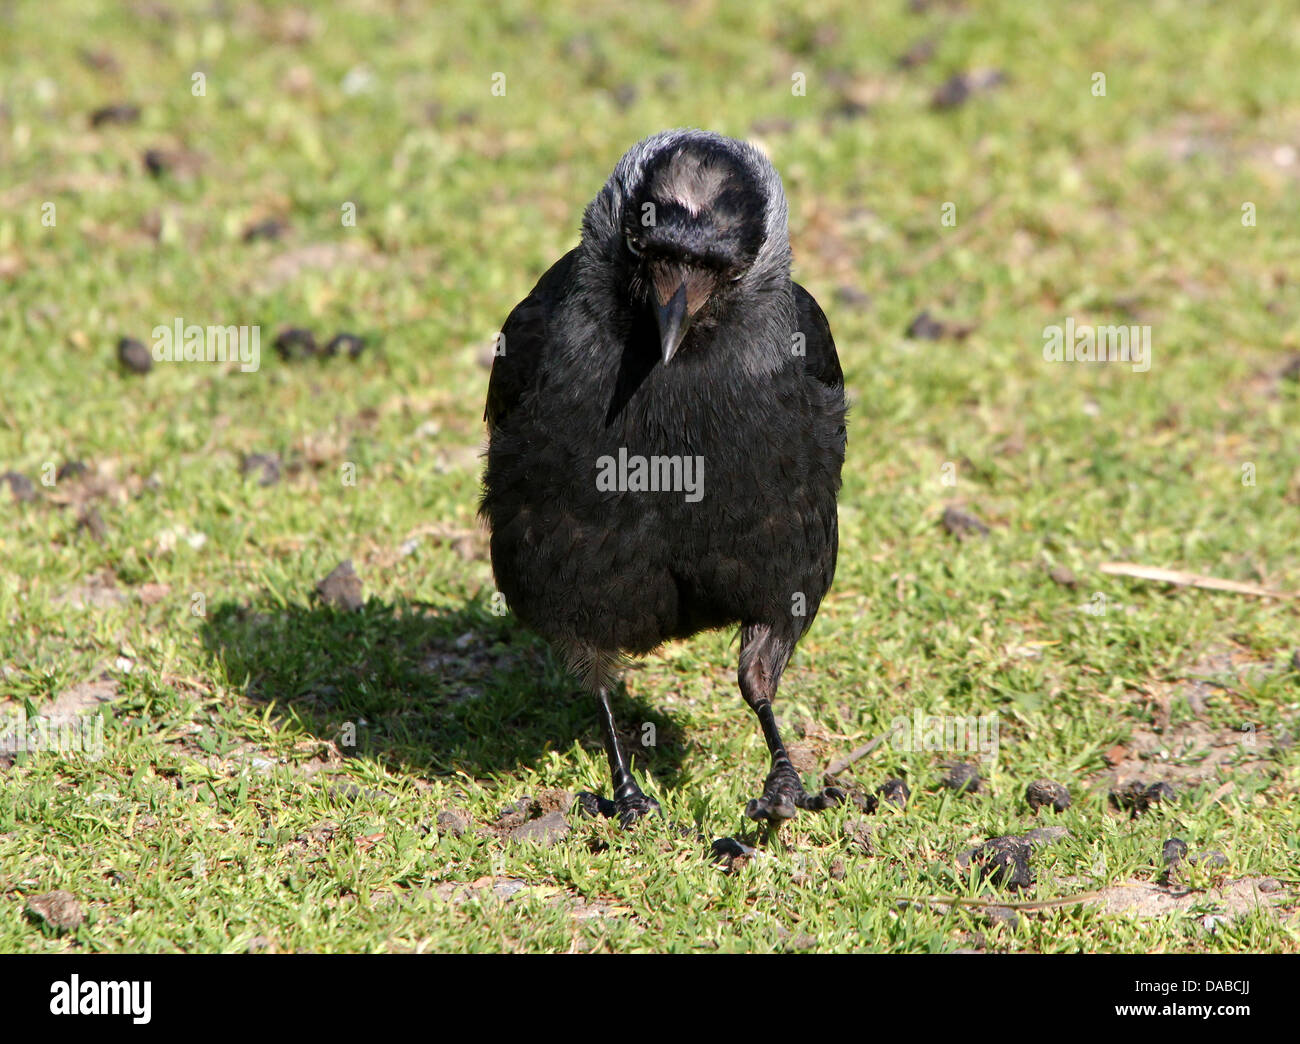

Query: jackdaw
left=480, top=129, right=847, bottom=827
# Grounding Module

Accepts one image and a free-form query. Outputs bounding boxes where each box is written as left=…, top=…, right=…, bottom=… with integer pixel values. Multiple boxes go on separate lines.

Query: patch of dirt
left=566, top=897, right=634, bottom=920
left=135, top=582, right=171, bottom=606
left=435, top=808, right=471, bottom=837
left=481, top=790, right=575, bottom=846
left=506, top=811, right=569, bottom=846
left=1091, top=877, right=1292, bottom=921
left=1093, top=651, right=1290, bottom=795
left=46, top=459, right=136, bottom=512
left=25, top=890, right=84, bottom=932
left=786, top=718, right=834, bottom=772
left=431, top=876, right=532, bottom=904
left=2, top=675, right=119, bottom=729
left=842, top=818, right=876, bottom=855
left=399, top=522, right=486, bottom=563
left=288, top=821, right=339, bottom=855
left=423, top=876, right=633, bottom=922
left=315, top=560, right=365, bottom=612
left=54, top=573, right=127, bottom=610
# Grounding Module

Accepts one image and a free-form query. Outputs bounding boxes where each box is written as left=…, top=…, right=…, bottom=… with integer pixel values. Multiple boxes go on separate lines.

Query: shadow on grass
left=200, top=592, right=687, bottom=786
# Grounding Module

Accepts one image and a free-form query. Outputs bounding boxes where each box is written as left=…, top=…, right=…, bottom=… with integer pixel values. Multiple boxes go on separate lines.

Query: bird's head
left=582, top=129, right=792, bottom=365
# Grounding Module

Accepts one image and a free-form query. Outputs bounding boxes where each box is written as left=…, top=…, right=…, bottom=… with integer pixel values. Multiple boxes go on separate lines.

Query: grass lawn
left=1, top=0, right=1298, bottom=953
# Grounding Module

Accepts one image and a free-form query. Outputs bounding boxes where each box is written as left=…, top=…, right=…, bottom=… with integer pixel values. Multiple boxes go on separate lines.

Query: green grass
left=1, top=0, right=1298, bottom=952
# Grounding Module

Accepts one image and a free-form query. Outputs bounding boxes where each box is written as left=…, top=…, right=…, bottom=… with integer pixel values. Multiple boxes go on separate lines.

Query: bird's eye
left=625, top=235, right=643, bottom=258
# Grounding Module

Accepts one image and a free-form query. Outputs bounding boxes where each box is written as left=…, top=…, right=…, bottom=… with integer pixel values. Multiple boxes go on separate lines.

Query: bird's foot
left=576, top=789, right=662, bottom=830
left=745, top=762, right=845, bottom=823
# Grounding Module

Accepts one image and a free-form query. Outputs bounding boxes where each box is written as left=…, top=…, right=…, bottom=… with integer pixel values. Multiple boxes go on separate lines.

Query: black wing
left=792, top=281, right=844, bottom=390
left=484, top=249, right=578, bottom=431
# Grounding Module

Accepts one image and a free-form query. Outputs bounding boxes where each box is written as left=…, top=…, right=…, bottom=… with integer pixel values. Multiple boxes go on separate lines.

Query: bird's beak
left=652, top=265, right=715, bottom=365
left=655, top=283, right=691, bottom=365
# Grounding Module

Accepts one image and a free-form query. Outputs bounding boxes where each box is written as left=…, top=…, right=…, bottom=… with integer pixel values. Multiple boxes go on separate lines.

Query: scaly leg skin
left=576, top=687, right=661, bottom=830
left=739, top=623, right=844, bottom=824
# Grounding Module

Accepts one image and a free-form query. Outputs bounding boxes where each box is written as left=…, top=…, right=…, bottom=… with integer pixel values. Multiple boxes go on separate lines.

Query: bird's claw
left=616, top=792, right=662, bottom=829
left=797, top=784, right=846, bottom=812
left=745, top=765, right=845, bottom=823
left=576, top=790, right=662, bottom=830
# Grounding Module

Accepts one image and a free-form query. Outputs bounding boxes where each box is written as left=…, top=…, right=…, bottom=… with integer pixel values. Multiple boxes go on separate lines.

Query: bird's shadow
left=199, top=592, right=688, bottom=787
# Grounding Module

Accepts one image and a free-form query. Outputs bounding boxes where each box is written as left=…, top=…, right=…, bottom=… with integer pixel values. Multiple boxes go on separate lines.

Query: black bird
left=480, top=129, right=847, bottom=827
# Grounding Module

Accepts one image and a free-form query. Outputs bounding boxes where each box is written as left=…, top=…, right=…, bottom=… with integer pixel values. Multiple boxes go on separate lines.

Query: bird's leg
left=577, top=686, right=661, bottom=829
left=739, top=624, right=844, bottom=823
